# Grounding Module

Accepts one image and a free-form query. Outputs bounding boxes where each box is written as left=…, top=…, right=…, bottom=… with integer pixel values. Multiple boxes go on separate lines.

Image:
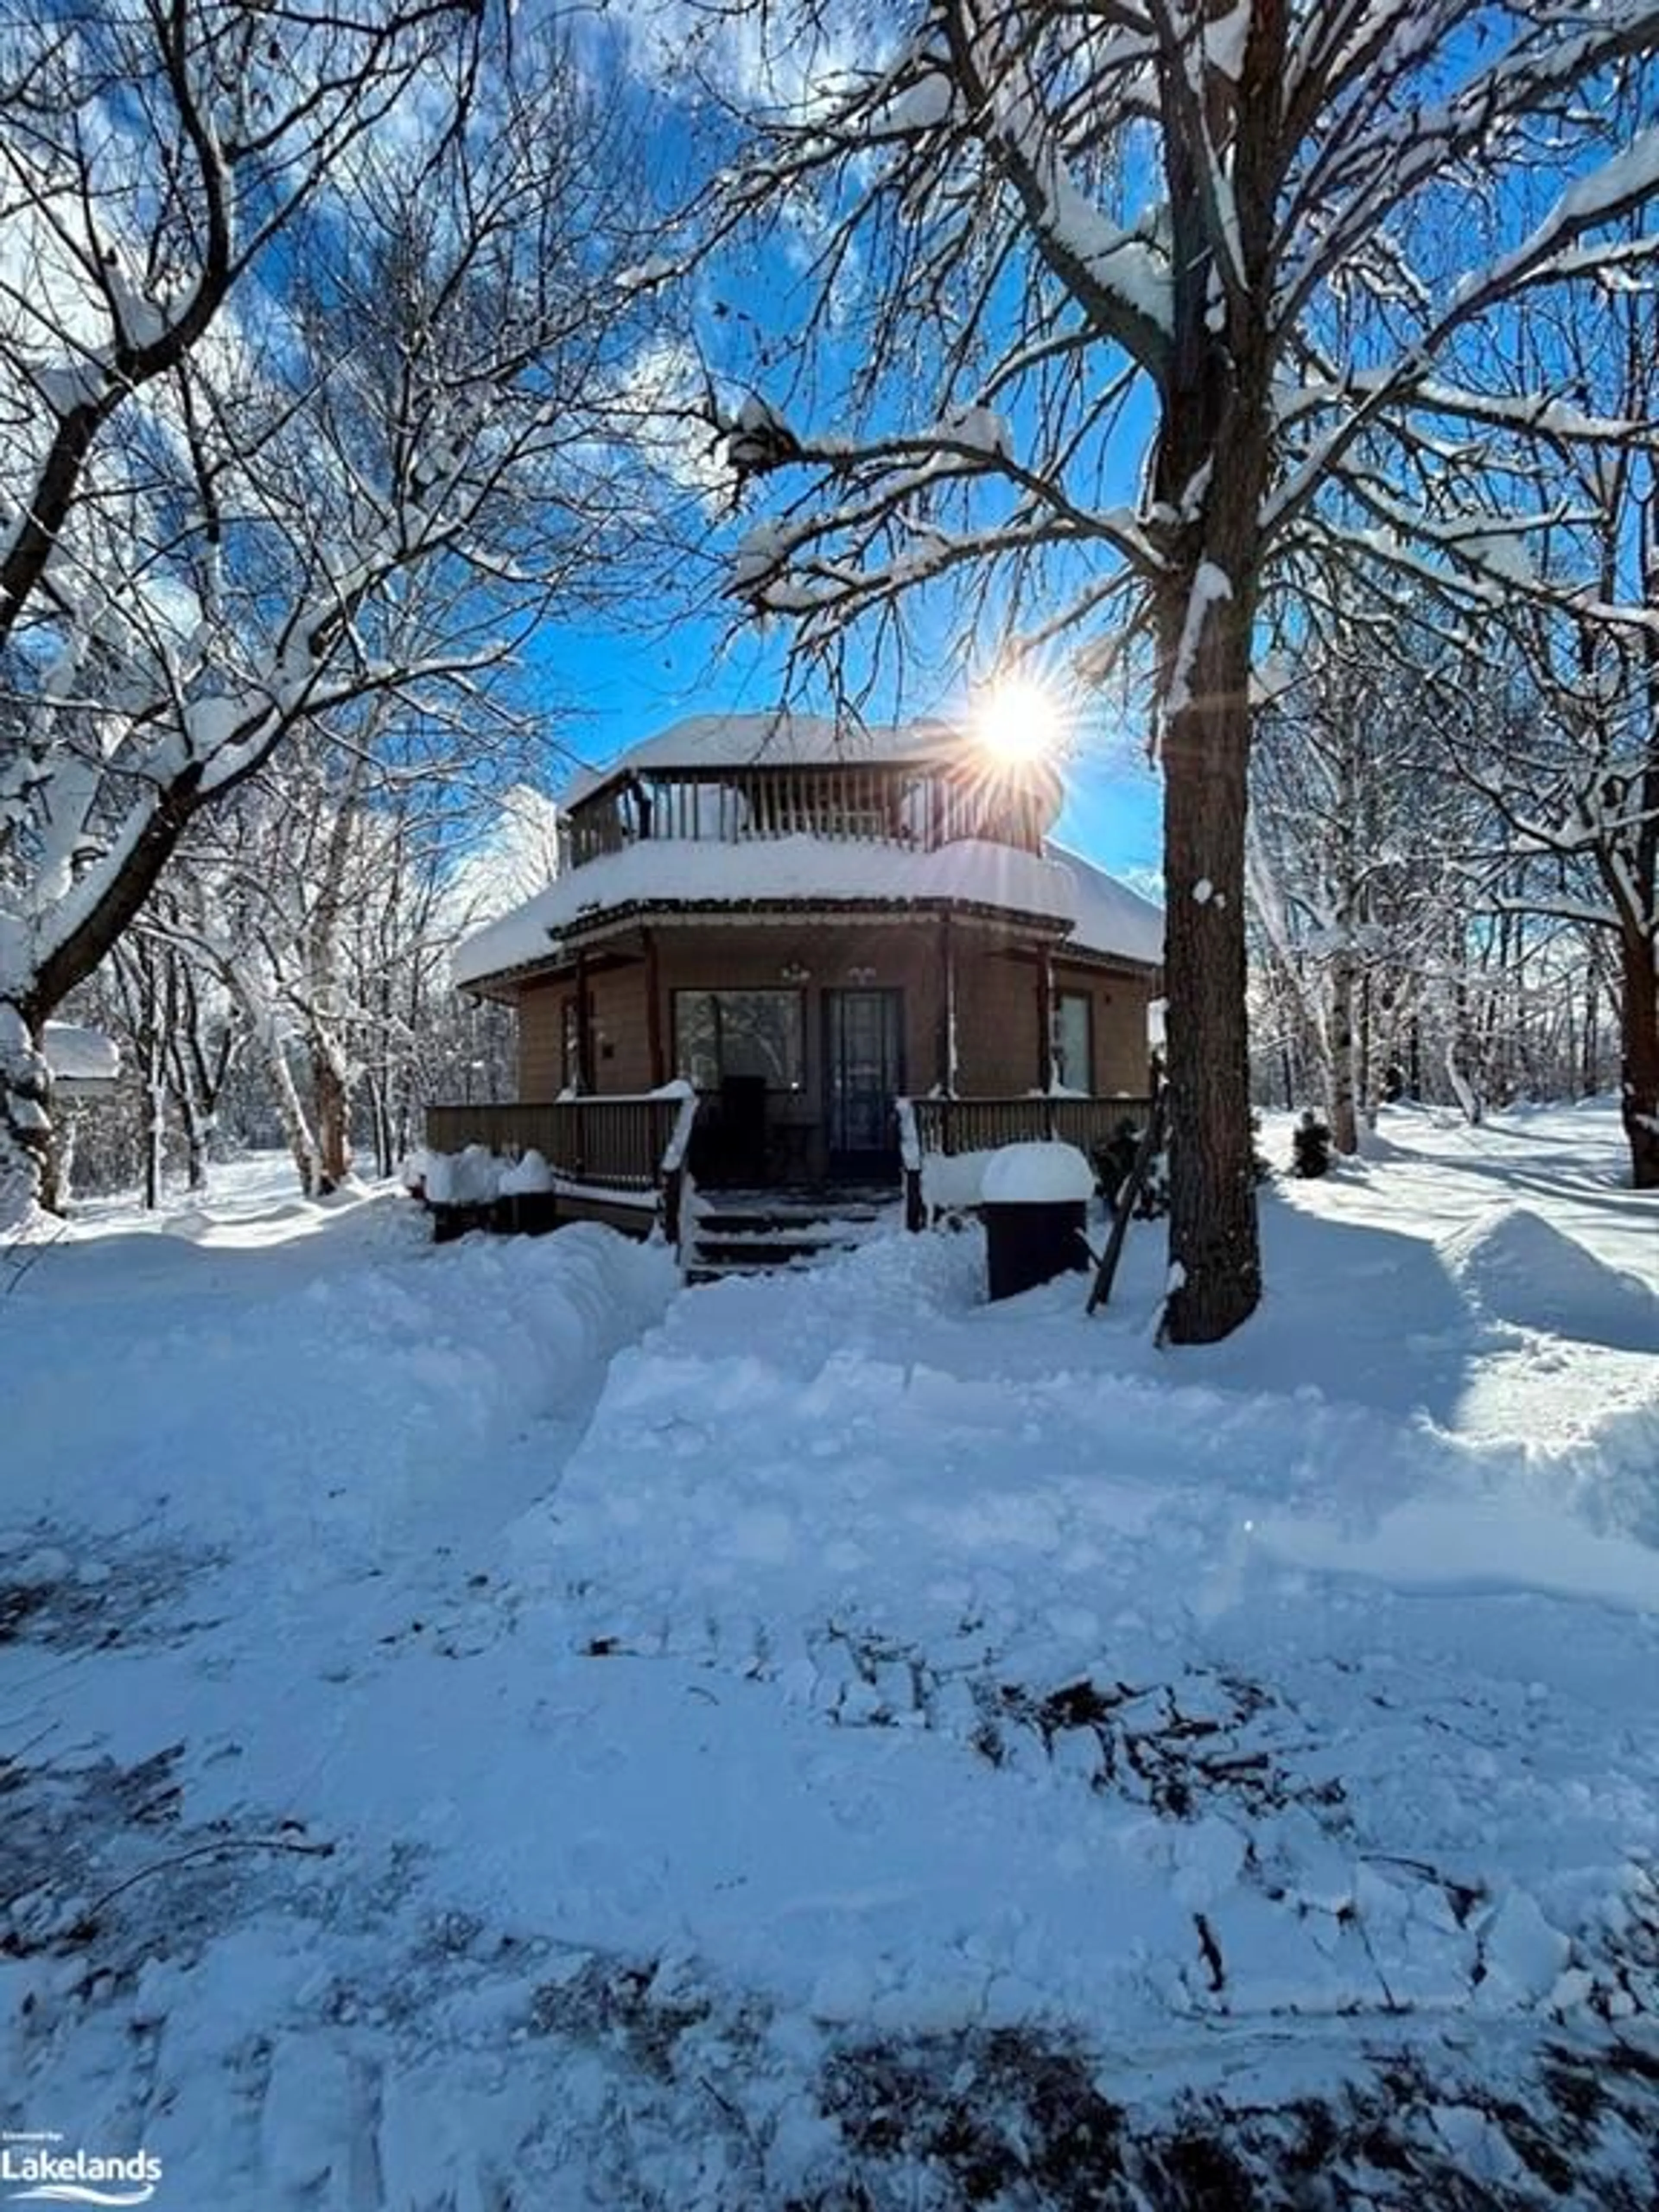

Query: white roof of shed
left=43, top=1020, right=121, bottom=1087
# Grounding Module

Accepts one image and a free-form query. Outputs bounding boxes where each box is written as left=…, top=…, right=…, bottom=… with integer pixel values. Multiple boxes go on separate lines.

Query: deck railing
left=424, top=1095, right=691, bottom=1197
left=906, top=1095, right=1154, bottom=1158
left=898, top=1093, right=1156, bottom=1229
left=424, top=1091, right=1157, bottom=1242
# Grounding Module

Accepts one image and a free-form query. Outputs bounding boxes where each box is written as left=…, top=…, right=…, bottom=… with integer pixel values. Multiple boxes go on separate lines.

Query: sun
left=973, top=675, right=1065, bottom=766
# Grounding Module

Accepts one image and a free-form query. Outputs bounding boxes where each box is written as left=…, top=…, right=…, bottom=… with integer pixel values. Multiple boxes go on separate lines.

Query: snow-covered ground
left=3, top=1104, right=1657, bottom=2209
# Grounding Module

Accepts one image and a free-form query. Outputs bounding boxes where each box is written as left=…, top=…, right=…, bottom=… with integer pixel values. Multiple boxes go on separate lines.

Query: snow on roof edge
left=560, top=711, right=962, bottom=807
left=454, top=831, right=1162, bottom=988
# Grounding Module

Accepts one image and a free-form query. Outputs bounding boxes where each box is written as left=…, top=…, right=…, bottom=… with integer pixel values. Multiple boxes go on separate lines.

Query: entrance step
left=682, top=1185, right=894, bottom=1282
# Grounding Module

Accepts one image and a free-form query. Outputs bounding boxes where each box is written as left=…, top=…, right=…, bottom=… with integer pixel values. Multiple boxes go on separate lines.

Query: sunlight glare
left=973, top=676, right=1064, bottom=766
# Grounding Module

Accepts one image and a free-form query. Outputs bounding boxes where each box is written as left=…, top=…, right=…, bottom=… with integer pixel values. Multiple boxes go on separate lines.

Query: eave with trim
left=459, top=889, right=1166, bottom=1004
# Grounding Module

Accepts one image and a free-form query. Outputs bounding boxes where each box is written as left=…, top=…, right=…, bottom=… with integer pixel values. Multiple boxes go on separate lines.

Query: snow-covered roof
left=43, top=1020, right=121, bottom=1089
left=1049, top=843, right=1164, bottom=968
left=562, top=712, right=961, bottom=806
left=455, top=831, right=1162, bottom=987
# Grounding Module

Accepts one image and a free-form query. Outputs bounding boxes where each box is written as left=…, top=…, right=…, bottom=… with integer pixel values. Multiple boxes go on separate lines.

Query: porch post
left=644, top=927, right=667, bottom=1089
left=936, top=913, right=956, bottom=1095
left=574, top=947, right=592, bottom=1095
left=1035, top=941, right=1055, bottom=1097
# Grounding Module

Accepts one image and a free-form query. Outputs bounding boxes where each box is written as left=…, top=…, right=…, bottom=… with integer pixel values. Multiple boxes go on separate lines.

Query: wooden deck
left=420, top=1092, right=1155, bottom=1250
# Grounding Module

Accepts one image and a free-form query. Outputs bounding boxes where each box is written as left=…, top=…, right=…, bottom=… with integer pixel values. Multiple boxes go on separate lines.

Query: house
left=429, top=712, right=1163, bottom=1243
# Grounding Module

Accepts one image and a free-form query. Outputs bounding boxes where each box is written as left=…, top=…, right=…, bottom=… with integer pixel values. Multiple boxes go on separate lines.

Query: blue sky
left=514, top=10, right=1170, bottom=896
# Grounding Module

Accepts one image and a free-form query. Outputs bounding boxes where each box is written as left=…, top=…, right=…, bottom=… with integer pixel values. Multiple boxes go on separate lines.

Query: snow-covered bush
left=1292, top=1111, right=1334, bottom=1179
left=1090, top=1121, right=1143, bottom=1207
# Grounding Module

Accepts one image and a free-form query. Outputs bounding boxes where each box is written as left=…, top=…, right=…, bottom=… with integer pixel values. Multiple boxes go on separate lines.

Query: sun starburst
left=973, top=676, right=1065, bottom=766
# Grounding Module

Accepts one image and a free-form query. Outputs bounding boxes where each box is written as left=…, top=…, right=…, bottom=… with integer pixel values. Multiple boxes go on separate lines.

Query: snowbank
left=1440, top=1201, right=1658, bottom=1350
left=7, top=1112, right=1659, bottom=2203
left=919, top=1145, right=995, bottom=1211
left=42, top=1019, right=121, bottom=1087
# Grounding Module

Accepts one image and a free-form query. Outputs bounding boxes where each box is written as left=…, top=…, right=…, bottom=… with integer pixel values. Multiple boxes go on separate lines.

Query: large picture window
left=674, top=989, right=805, bottom=1092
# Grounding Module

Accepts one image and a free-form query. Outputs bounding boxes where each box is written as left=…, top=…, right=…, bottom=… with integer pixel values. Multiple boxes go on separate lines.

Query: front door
left=824, top=988, right=903, bottom=1178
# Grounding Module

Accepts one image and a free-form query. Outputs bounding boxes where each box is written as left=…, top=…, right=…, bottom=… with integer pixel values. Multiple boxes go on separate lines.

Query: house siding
left=513, top=922, right=1154, bottom=1111
left=517, top=979, right=567, bottom=1100
left=1053, top=959, right=1152, bottom=1096
left=594, top=960, right=652, bottom=1091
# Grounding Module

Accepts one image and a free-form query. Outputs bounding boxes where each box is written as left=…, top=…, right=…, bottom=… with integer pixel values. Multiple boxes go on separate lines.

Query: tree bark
left=47, top=1109, right=78, bottom=1211
left=1161, top=594, right=1263, bottom=1345
left=1618, top=922, right=1659, bottom=1188
left=1148, top=19, right=1272, bottom=1344
left=311, top=1036, right=352, bottom=1193
left=1328, top=949, right=1360, bottom=1155
left=258, top=1031, right=322, bottom=1198
left=0, top=1001, right=53, bottom=1228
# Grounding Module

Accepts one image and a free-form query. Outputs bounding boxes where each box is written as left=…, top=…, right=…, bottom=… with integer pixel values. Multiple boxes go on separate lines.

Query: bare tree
left=1442, top=264, right=1659, bottom=1186
left=1249, top=601, right=1495, bottom=1150
left=0, top=2, right=653, bottom=1225
left=674, top=0, right=1659, bottom=1338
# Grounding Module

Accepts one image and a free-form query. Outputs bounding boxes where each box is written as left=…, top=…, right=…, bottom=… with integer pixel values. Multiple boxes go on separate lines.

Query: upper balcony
left=451, top=714, right=1154, bottom=993
left=561, top=759, right=1058, bottom=873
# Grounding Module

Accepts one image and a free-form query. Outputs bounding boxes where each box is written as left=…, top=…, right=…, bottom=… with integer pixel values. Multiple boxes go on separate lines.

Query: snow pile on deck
left=980, top=1138, right=1095, bottom=1202
left=3, top=1106, right=1658, bottom=2205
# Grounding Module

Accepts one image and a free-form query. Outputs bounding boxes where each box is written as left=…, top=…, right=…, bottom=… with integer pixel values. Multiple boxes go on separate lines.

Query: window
left=674, top=990, right=805, bottom=1092
left=560, top=997, right=581, bottom=1090
left=1053, top=992, right=1093, bottom=1091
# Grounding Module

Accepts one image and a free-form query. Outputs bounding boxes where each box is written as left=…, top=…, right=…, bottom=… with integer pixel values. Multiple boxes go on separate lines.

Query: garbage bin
left=981, top=1141, right=1096, bottom=1301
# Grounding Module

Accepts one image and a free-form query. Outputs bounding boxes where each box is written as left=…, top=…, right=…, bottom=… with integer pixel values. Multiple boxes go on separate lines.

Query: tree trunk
left=1161, top=594, right=1263, bottom=1345
left=266, top=1038, right=323, bottom=1198
left=1618, top=923, right=1659, bottom=1189
left=48, top=1108, right=79, bottom=1209
left=365, top=1071, right=394, bottom=1179
left=181, top=1105, right=211, bottom=1192
left=161, top=945, right=229, bottom=1195
left=1444, top=1045, right=1482, bottom=1127
left=1357, top=966, right=1374, bottom=1133
left=311, top=1036, right=352, bottom=1193
left=143, top=1057, right=166, bottom=1212
left=1327, top=950, right=1360, bottom=1155
left=0, top=998, right=54, bottom=1229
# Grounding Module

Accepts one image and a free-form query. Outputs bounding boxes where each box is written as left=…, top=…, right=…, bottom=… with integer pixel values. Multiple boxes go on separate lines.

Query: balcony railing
left=563, top=762, right=1053, bottom=870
